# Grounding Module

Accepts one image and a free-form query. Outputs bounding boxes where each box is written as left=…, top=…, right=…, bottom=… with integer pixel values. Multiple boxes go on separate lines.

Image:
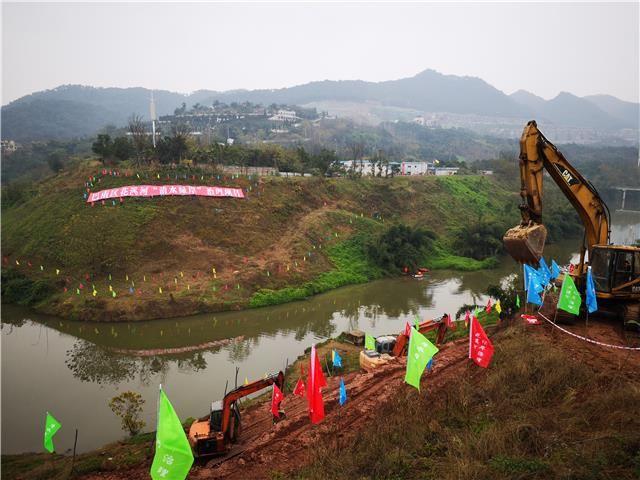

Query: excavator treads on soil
left=204, top=445, right=247, bottom=468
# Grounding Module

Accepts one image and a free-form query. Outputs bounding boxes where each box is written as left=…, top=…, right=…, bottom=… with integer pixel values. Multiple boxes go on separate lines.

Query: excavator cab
left=189, top=371, right=284, bottom=458
left=503, top=223, right=548, bottom=264
left=590, top=246, right=640, bottom=295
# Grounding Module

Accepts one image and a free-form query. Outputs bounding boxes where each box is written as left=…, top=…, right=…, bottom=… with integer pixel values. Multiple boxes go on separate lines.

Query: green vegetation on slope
left=2, top=165, right=518, bottom=320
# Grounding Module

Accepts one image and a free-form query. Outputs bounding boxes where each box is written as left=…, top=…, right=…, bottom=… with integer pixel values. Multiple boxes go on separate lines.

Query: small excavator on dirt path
left=188, top=371, right=285, bottom=459
left=359, top=316, right=448, bottom=370
left=503, top=120, right=640, bottom=326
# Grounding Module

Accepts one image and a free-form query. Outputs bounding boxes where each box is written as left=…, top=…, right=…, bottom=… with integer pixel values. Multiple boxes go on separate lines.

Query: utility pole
left=150, top=92, right=157, bottom=149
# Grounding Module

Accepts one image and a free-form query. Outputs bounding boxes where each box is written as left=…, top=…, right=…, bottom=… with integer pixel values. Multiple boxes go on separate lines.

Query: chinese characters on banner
left=87, top=185, right=245, bottom=203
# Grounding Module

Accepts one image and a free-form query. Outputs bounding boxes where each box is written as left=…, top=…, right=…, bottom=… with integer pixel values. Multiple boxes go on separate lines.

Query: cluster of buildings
left=340, top=160, right=459, bottom=177
left=1, top=140, right=18, bottom=155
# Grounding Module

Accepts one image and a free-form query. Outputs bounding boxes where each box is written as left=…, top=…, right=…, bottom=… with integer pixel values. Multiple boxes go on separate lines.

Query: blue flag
left=524, top=264, right=544, bottom=293
left=526, top=279, right=543, bottom=306
left=332, top=350, right=343, bottom=368
left=538, top=257, right=552, bottom=285
left=551, top=260, right=560, bottom=280
left=586, top=266, right=598, bottom=314
left=426, top=358, right=434, bottom=372
left=339, top=378, right=347, bottom=406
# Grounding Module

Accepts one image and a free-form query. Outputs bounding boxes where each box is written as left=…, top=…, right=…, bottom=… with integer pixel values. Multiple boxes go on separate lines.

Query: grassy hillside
left=2, top=163, right=517, bottom=321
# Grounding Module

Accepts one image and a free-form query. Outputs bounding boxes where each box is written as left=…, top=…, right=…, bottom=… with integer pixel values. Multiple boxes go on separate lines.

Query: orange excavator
left=359, top=316, right=448, bottom=370
left=188, top=371, right=285, bottom=458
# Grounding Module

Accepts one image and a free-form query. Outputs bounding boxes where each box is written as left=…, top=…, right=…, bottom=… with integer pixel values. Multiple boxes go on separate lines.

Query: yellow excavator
left=503, top=120, right=639, bottom=326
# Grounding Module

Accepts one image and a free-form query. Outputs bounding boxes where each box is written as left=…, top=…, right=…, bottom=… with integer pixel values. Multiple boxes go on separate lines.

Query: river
left=2, top=214, right=638, bottom=455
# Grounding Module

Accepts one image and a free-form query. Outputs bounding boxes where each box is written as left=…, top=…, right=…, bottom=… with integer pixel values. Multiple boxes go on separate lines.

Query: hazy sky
left=2, top=2, right=639, bottom=104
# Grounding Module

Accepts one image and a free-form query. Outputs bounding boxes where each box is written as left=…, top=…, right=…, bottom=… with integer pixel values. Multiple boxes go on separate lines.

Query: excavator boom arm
left=220, top=371, right=285, bottom=436
left=504, top=121, right=610, bottom=269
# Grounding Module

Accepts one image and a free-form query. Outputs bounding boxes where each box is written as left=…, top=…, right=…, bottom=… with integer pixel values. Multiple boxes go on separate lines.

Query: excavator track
left=623, top=303, right=640, bottom=338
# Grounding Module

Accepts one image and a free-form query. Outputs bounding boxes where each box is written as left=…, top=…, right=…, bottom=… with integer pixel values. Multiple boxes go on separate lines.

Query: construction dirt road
left=81, top=314, right=640, bottom=480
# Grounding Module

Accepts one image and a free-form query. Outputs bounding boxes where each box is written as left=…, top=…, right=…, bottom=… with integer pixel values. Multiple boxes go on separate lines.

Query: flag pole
left=69, top=428, right=78, bottom=477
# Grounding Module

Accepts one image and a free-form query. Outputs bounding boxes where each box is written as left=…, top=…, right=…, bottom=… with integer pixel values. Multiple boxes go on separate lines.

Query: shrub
left=367, top=224, right=436, bottom=273
left=109, top=391, right=146, bottom=437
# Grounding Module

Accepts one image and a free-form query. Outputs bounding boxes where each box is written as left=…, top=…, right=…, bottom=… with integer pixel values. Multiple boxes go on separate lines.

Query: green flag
left=365, top=334, right=376, bottom=351
left=557, top=275, right=581, bottom=315
left=404, top=329, right=439, bottom=390
left=150, top=389, right=194, bottom=480
left=43, top=412, right=61, bottom=453
left=414, top=315, right=421, bottom=328
left=516, top=294, right=521, bottom=308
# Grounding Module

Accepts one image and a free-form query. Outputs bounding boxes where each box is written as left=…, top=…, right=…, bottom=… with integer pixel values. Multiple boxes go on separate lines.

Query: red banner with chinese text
left=87, top=185, right=245, bottom=203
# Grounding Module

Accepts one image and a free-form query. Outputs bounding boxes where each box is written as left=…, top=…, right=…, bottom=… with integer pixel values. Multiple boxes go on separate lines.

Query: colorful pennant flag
left=332, top=350, right=343, bottom=368
left=495, top=300, right=502, bottom=314
left=150, top=388, right=194, bottom=480
left=404, top=328, right=439, bottom=390
left=339, top=378, right=347, bottom=406
left=485, top=299, right=492, bottom=313
left=558, top=274, right=581, bottom=315
left=364, top=334, right=376, bottom=351
left=271, top=384, right=284, bottom=418
left=306, top=345, right=327, bottom=424
left=551, top=259, right=561, bottom=280
left=469, top=316, right=494, bottom=368
left=43, top=412, right=61, bottom=453
left=586, top=266, right=598, bottom=314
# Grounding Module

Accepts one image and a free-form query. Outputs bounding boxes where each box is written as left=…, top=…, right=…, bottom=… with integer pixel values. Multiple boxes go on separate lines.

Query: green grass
left=249, top=235, right=383, bottom=308
left=2, top=165, right=516, bottom=319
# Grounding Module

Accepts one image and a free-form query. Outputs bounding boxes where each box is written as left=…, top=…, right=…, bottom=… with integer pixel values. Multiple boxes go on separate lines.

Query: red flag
left=464, top=310, right=470, bottom=328
left=271, top=384, right=284, bottom=418
left=306, top=345, right=326, bottom=424
left=293, top=378, right=306, bottom=397
left=445, top=314, right=456, bottom=330
left=404, top=321, right=412, bottom=337
left=485, top=298, right=492, bottom=313
left=469, top=317, right=494, bottom=368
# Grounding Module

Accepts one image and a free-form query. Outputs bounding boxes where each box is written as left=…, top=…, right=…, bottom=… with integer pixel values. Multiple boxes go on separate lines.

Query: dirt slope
left=79, top=315, right=640, bottom=480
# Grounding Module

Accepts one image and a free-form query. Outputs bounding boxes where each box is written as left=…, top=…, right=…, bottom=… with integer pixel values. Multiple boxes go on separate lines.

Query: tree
left=92, top=134, right=113, bottom=164
left=368, top=224, right=437, bottom=273
left=174, top=102, right=187, bottom=115
left=47, top=152, right=64, bottom=172
left=128, top=115, right=148, bottom=165
left=109, top=391, right=146, bottom=436
left=310, top=149, right=340, bottom=176
left=112, top=137, right=134, bottom=162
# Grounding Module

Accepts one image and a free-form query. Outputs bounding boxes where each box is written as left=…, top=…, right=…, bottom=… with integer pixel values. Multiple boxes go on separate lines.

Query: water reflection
left=63, top=339, right=210, bottom=385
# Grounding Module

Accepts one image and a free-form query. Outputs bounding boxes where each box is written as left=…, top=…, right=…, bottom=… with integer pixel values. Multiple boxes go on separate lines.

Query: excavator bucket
left=503, top=224, right=547, bottom=264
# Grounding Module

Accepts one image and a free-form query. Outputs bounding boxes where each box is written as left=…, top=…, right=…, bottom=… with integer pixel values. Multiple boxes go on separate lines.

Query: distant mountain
left=510, top=90, right=630, bottom=129
left=583, top=94, right=639, bottom=130
left=509, top=90, right=546, bottom=112
left=2, top=70, right=637, bottom=142
left=1, top=86, right=188, bottom=141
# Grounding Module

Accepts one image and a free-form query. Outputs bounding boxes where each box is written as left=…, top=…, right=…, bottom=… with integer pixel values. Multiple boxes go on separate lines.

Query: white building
left=269, top=110, right=298, bottom=122
left=434, top=167, right=459, bottom=176
left=400, top=161, right=433, bottom=176
left=341, top=160, right=379, bottom=176
left=1, top=140, right=17, bottom=154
